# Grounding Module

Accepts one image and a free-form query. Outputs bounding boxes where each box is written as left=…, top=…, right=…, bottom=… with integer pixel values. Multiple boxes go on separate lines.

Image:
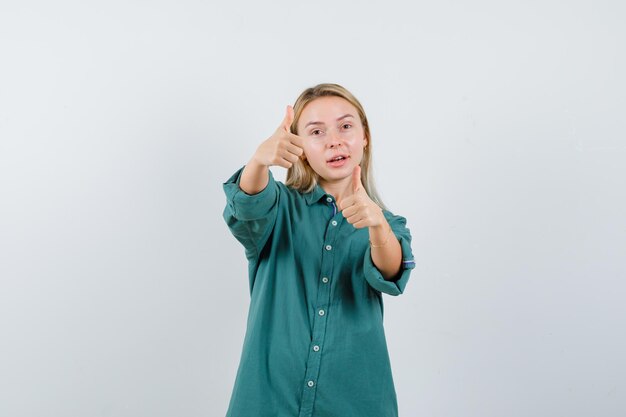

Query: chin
left=323, top=170, right=351, bottom=181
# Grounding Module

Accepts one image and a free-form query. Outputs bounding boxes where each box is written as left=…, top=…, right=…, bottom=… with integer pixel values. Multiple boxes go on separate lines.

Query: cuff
left=362, top=214, right=416, bottom=296
left=223, top=166, right=278, bottom=221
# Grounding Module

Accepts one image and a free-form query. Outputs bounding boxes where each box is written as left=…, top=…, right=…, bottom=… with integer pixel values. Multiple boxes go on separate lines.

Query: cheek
left=345, top=127, right=364, bottom=141
left=301, top=142, right=320, bottom=162
left=347, top=135, right=366, bottom=149
left=304, top=140, right=323, bottom=153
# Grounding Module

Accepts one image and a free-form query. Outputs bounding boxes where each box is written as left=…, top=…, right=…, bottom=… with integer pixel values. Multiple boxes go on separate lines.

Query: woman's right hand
left=252, top=105, right=305, bottom=169
left=240, top=106, right=305, bottom=195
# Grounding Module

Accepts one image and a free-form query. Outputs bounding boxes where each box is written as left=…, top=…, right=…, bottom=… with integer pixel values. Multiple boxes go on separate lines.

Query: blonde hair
left=285, top=83, right=386, bottom=210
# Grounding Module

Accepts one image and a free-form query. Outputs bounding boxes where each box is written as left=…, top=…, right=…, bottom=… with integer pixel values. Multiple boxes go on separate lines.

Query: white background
left=1, top=1, right=625, bottom=416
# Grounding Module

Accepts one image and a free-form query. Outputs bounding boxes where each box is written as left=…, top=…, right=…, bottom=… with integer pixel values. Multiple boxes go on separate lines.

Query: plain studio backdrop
left=1, top=1, right=625, bottom=416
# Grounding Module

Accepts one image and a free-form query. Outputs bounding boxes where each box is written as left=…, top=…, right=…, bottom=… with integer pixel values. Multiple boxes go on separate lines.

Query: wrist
left=248, top=156, right=269, bottom=170
left=369, top=224, right=393, bottom=248
left=370, top=208, right=386, bottom=229
left=368, top=211, right=389, bottom=236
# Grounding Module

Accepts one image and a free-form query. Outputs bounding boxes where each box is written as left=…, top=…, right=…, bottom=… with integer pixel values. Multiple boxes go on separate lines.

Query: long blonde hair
left=285, top=83, right=386, bottom=210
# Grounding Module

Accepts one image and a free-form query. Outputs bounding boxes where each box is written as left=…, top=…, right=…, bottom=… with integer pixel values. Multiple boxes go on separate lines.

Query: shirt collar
left=304, top=184, right=331, bottom=205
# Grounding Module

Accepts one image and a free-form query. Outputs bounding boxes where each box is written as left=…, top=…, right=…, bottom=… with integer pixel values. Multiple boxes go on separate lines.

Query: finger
left=285, top=141, right=304, bottom=157
left=276, top=157, right=294, bottom=169
left=343, top=204, right=362, bottom=220
left=288, top=132, right=304, bottom=149
left=341, top=205, right=358, bottom=218
left=281, top=150, right=300, bottom=165
left=352, top=219, right=370, bottom=229
left=352, top=165, right=363, bottom=193
left=338, top=195, right=355, bottom=211
left=346, top=212, right=365, bottom=226
left=343, top=212, right=356, bottom=225
left=281, top=105, right=294, bottom=132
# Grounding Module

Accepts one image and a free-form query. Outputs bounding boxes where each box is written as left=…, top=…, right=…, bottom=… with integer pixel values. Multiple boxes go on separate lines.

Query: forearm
left=369, top=221, right=402, bottom=280
left=240, top=159, right=269, bottom=195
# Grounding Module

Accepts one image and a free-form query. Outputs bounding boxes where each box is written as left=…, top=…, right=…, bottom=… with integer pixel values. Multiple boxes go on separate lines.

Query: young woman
left=223, top=83, right=415, bottom=417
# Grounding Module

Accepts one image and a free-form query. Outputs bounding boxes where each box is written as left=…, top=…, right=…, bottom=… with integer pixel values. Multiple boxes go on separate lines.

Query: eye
left=310, top=129, right=323, bottom=136
left=341, top=123, right=352, bottom=129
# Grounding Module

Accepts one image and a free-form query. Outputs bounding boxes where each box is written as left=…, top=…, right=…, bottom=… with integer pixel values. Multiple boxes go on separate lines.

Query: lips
left=326, top=154, right=350, bottom=168
left=326, top=154, right=349, bottom=163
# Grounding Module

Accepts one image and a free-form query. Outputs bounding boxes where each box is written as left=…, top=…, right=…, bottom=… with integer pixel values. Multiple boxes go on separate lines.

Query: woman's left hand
left=339, top=166, right=385, bottom=229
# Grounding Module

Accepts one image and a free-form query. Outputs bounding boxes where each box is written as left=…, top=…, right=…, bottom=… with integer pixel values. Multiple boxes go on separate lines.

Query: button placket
left=298, top=202, right=341, bottom=417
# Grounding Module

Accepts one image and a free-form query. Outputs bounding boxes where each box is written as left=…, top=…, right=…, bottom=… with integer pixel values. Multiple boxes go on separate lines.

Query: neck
left=319, top=177, right=352, bottom=203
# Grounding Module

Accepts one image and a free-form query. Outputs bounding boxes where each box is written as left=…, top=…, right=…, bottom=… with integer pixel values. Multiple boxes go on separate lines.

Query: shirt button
left=325, top=245, right=332, bottom=251
left=313, top=345, right=320, bottom=352
left=318, top=309, right=325, bottom=316
left=307, top=380, right=315, bottom=387
left=326, top=197, right=333, bottom=203
left=331, top=220, right=338, bottom=226
left=322, top=277, right=329, bottom=283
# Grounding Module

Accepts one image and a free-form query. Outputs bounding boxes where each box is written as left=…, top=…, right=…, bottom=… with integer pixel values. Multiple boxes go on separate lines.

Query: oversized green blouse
left=223, top=167, right=415, bottom=417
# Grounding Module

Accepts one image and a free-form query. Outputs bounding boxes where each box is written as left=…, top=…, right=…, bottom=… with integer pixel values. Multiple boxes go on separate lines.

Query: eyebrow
left=304, top=114, right=355, bottom=128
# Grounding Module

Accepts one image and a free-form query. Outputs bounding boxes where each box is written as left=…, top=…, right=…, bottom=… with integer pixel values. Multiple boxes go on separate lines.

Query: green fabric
left=223, top=167, right=416, bottom=417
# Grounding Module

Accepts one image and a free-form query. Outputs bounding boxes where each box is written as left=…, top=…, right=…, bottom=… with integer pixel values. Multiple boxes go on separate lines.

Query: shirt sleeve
left=222, top=166, right=280, bottom=260
left=362, top=211, right=416, bottom=296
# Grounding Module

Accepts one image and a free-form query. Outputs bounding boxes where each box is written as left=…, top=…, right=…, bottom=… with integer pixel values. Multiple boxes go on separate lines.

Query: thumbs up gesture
left=252, top=105, right=305, bottom=169
left=338, top=165, right=385, bottom=229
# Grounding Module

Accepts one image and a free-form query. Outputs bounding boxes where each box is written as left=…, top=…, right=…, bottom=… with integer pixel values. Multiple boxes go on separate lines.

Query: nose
left=327, top=129, right=342, bottom=148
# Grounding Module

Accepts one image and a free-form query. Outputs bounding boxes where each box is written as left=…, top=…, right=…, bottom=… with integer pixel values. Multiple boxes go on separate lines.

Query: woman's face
left=297, top=96, right=367, bottom=185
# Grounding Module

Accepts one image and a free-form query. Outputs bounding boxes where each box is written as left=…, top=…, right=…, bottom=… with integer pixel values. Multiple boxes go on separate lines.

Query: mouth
left=326, top=154, right=350, bottom=163
left=326, top=154, right=350, bottom=168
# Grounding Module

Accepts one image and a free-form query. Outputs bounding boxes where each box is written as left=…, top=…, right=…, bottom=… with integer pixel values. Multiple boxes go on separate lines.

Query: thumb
left=352, top=165, right=363, bottom=193
left=281, top=105, right=294, bottom=132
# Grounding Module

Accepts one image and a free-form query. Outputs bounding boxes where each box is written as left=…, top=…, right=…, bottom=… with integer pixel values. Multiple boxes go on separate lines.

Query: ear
left=363, top=137, right=368, bottom=148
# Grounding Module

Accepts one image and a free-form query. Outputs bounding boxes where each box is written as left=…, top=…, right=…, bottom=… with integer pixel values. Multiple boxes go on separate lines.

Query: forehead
left=299, top=96, right=359, bottom=124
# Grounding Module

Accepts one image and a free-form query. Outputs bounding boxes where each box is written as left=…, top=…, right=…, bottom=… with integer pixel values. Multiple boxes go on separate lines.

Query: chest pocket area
left=347, top=228, right=369, bottom=264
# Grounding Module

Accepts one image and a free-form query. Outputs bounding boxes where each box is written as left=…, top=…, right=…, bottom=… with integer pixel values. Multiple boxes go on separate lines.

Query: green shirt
left=223, top=167, right=416, bottom=417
